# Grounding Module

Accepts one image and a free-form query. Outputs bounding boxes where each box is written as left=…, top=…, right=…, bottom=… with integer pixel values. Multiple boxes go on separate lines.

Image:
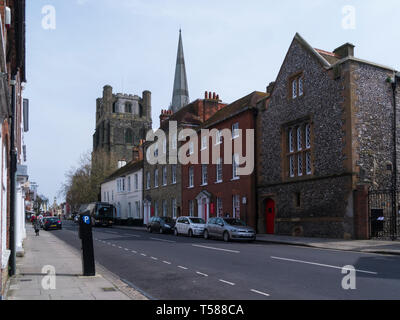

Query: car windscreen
left=224, top=219, right=246, bottom=226
left=189, top=218, right=205, bottom=224
left=97, top=206, right=113, bottom=218
left=47, top=218, right=58, bottom=222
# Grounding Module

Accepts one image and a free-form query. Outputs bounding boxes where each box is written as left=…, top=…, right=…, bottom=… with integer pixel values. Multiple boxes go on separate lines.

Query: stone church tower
left=92, top=85, right=152, bottom=171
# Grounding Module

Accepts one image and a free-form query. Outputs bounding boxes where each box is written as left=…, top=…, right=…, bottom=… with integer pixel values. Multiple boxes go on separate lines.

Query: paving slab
left=6, top=225, right=148, bottom=300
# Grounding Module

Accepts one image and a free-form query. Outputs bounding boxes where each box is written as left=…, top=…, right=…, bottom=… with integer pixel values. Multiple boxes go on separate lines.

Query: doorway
left=265, top=199, right=275, bottom=234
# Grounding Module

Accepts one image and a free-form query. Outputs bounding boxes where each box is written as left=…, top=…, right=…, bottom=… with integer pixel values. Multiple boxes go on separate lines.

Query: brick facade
left=181, top=92, right=266, bottom=230
left=143, top=94, right=226, bottom=222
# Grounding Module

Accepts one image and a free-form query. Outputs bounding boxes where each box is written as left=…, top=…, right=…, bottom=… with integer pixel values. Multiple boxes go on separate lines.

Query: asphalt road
left=50, top=220, right=400, bottom=300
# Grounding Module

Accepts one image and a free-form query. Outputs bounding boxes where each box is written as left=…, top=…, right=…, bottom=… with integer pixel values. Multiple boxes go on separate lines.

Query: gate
left=368, top=189, right=400, bottom=239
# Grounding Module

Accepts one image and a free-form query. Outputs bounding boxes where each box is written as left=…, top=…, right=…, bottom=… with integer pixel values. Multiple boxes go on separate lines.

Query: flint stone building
left=92, top=85, right=152, bottom=170
left=257, top=33, right=400, bottom=239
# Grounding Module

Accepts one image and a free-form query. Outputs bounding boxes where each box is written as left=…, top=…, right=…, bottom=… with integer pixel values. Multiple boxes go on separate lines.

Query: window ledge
left=231, top=177, right=240, bottom=181
left=215, top=181, right=223, bottom=184
left=188, top=186, right=194, bottom=189
left=200, top=184, right=208, bottom=187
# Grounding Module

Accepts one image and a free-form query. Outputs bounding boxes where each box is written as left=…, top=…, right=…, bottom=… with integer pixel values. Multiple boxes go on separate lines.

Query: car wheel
left=174, top=228, right=179, bottom=236
left=204, top=230, right=209, bottom=240
left=147, top=226, right=152, bottom=233
left=188, top=229, right=193, bottom=238
left=160, top=227, right=164, bottom=234
left=223, top=231, right=230, bottom=242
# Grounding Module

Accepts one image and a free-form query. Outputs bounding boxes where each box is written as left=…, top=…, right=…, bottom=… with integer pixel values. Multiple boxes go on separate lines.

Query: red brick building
left=181, top=92, right=268, bottom=230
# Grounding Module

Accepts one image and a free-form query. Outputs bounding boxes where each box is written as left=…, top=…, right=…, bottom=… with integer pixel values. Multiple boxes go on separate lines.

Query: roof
left=102, top=160, right=143, bottom=184
left=295, top=33, right=397, bottom=72
left=202, top=91, right=269, bottom=128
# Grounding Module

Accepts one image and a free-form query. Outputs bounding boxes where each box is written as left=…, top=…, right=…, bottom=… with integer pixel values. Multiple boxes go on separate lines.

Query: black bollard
left=79, top=213, right=96, bottom=276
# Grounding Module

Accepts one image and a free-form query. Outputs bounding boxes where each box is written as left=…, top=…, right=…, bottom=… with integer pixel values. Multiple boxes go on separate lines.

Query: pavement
left=114, top=225, right=400, bottom=256
left=6, top=225, right=148, bottom=300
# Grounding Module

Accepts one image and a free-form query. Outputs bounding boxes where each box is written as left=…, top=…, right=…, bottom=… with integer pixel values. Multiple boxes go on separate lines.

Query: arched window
left=125, top=128, right=133, bottom=144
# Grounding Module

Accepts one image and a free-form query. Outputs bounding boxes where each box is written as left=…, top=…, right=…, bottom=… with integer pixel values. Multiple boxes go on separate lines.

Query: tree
left=60, top=150, right=118, bottom=212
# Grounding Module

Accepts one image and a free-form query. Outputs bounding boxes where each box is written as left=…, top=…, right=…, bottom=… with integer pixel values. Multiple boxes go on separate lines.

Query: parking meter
left=79, top=213, right=96, bottom=276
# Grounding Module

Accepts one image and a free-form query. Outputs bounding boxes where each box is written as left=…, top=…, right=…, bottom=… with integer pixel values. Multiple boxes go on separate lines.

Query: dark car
left=43, top=217, right=62, bottom=231
left=147, top=217, right=175, bottom=234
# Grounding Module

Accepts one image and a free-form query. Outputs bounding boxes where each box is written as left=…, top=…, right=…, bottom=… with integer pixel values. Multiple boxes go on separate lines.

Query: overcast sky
left=25, top=0, right=400, bottom=203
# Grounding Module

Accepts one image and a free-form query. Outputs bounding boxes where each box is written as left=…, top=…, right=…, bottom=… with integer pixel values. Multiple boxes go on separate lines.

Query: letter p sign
left=83, top=216, right=90, bottom=225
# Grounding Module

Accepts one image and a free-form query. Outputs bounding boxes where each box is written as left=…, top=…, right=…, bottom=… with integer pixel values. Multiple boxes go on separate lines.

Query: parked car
left=147, top=217, right=176, bottom=234
left=43, top=217, right=62, bottom=231
left=174, top=217, right=206, bottom=237
left=204, top=218, right=256, bottom=242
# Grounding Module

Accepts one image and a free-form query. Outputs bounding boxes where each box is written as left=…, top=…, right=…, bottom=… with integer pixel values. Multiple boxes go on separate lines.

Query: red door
left=265, top=199, right=275, bottom=234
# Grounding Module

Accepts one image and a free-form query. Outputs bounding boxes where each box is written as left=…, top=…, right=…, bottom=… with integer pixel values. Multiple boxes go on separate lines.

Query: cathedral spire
left=170, top=30, right=190, bottom=113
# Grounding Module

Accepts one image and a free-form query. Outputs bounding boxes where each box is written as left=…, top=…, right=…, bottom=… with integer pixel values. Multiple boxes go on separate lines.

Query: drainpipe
left=9, top=75, right=17, bottom=276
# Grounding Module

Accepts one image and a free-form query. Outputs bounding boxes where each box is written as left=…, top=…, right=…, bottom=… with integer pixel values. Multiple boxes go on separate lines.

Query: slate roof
left=202, top=91, right=269, bottom=128
left=102, top=160, right=143, bottom=184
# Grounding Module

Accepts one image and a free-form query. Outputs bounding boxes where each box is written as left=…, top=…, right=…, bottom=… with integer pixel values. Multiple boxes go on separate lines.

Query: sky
left=24, top=0, right=400, bottom=203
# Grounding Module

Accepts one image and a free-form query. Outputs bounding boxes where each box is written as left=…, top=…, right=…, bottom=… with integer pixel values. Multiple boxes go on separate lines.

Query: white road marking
left=196, top=272, right=208, bottom=277
left=192, top=245, right=240, bottom=254
left=151, top=257, right=158, bottom=261
left=125, top=234, right=140, bottom=237
left=150, top=238, right=176, bottom=243
left=118, top=246, right=122, bottom=249
left=251, top=289, right=270, bottom=297
left=112, top=244, right=116, bottom=247
left=132, top=251, right=137, bottom=254
left=124, top=248, right=129, bottom=251
left=141, top=254, right=147, bottom=257
left=219, top=279, right=235, bottom=286
left=163, top=261, right=172, bottom=265
left=271, top=256, right=378, bottom=275
left=178, top=266, right=188, bottom=270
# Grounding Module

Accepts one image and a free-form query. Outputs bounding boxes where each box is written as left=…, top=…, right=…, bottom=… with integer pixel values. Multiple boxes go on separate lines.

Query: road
left=50, top=220, right=400, bottom=300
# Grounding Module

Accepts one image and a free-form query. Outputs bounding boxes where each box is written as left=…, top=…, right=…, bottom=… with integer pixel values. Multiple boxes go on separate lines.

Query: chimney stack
left=333, top=43, right=355, bottom=59
left=133, top=140, right=144, bottom=162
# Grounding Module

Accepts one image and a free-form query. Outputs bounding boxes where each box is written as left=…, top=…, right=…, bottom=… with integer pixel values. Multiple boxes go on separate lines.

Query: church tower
left=170, top=30, right=190, bottom=113
left=92, top=85, right=152, bottom=171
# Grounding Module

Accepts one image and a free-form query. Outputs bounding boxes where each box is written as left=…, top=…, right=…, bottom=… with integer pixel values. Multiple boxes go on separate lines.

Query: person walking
left=34, top=218, right=40, bottom=236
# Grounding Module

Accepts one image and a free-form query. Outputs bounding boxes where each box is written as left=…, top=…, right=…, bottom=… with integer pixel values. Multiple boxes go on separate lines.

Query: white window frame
left=201, top=136, right=208, bottom=150
left=232, top=154, right=240, bottom=180
left=217, top=198, right=223, bottom=217
left=189, top=167, right=194, bottom=188
left=202, top=165, right=208, bottom=185
left=232, top=123, right=239, bottom=139
left=146, top=172, right=151, bottom=190
left=233, top=195, right=240, bottom=219
left=172, top=165, right=177, bottom=184
left=216, top=158, right=223, bottom=183
left=162, top=166, right=167, bottom=186
left=154, top=169, right=159, bottom=188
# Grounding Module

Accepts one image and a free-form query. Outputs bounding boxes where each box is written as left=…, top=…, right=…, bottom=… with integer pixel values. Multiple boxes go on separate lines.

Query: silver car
left=204, top=218, right=256, bottom=242
left=174, top=217, right=206, bottom=237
